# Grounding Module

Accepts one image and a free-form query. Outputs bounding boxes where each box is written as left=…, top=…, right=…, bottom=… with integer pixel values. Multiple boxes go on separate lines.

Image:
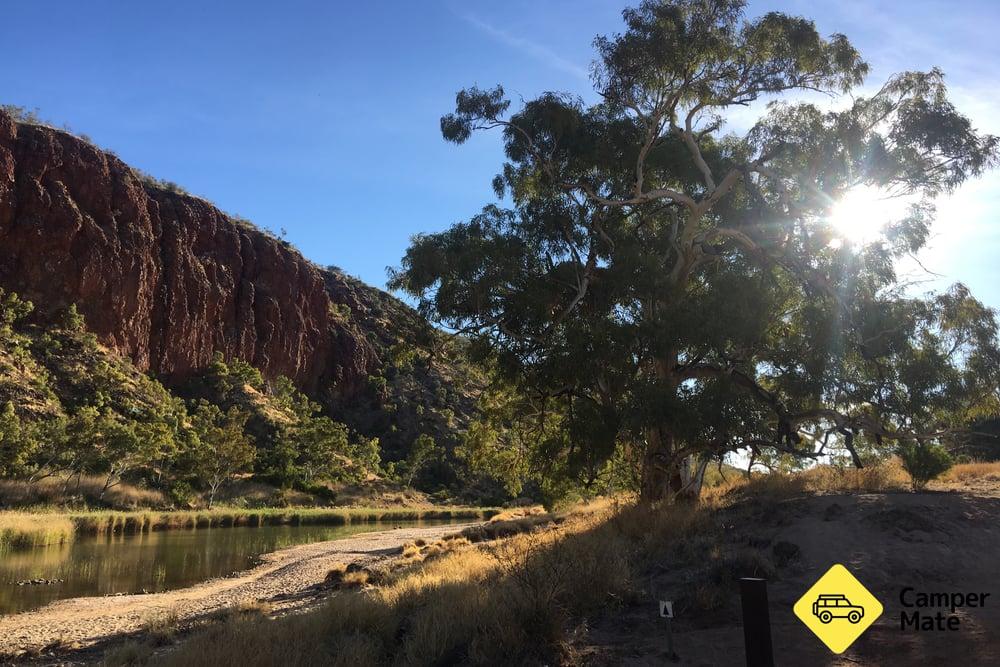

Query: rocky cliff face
left=0, top=110, right=373, bottom=394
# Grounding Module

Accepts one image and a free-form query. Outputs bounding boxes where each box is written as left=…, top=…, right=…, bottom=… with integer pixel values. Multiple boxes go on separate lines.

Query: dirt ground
left=0, top=523, right=474, bottom=661
left=581, top=490, right=1000, bottom=666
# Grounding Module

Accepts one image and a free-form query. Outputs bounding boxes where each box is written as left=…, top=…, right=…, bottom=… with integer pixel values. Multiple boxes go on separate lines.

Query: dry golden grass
left=700, top=459, right=912, bottom=502
left=941, top=461, right=1000, bottom=483
left=0, top=512, right=75, bottom=551
left=141, top=608, right=180, bottom=647
left=798, top=459, right=911, bottom=493
left=155, top=500, right=659, bottom=667
left=461, top=511, right=558, bottom=543
left=101, top=640, right=153, bottom=667
left=487, top=505, right=547, bottom=522
left=326, top=563, right=377, bottom=589
left=230, top=599, right=274, bottom=617
left=0, top=476, right=166, bottom=510
left=702, top=456, right=1000, bottom=501
left=325, top=562, right=348, bottom=581
left=341, top=570, right=370, bottom=588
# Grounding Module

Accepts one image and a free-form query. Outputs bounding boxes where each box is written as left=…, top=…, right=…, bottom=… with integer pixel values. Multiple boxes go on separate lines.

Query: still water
left=0, top=521, right=447, bottom=614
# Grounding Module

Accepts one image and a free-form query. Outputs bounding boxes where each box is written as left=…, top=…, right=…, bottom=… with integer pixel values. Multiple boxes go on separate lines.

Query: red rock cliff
left=0, top=110, right=373, bottom=393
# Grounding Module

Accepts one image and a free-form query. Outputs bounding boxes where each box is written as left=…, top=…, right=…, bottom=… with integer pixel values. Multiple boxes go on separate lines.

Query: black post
left=739, top=577, right=775, bottom=667
left=665, top=617, right=677, bottom=662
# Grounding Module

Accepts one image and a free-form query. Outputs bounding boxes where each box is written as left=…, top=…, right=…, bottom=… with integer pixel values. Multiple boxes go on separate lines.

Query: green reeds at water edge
left=0, top=507, right=498, bottom=552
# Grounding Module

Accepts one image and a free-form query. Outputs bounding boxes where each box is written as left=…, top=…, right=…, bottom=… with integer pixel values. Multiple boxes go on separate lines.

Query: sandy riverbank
left=0, top=522, right=475, bottom=658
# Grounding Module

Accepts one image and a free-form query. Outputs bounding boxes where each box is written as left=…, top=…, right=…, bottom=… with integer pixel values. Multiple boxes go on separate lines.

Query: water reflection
left=0, top=521, right=444, bottom=614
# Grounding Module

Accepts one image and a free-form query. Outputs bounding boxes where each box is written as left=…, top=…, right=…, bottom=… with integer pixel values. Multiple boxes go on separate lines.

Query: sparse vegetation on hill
left=0, top=288, right=396, bottom=510
left=321, top=269, right=504, bottom=502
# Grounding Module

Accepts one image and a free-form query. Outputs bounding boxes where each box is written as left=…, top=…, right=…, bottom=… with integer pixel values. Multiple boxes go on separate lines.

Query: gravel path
left=0, top=523, right=474, bottom=657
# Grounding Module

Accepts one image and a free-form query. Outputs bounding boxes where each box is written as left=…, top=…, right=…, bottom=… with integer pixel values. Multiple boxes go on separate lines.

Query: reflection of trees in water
left=0, top=520, right=454, bottom=614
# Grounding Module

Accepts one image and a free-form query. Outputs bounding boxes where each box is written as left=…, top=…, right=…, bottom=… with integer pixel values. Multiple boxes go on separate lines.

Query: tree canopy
left=391, top=0, right=1000, bottom=502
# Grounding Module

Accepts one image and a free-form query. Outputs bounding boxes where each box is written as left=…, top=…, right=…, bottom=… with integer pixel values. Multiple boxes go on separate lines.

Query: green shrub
left=167, top=481, right=197, bottom=508
left=898, top=442, right=953, bottom=490
left=61, top=303, right=87, bottom=331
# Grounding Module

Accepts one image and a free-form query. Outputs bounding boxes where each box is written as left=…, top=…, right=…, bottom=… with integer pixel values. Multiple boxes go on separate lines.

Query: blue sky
left=2, top=1, right=998, bottom=307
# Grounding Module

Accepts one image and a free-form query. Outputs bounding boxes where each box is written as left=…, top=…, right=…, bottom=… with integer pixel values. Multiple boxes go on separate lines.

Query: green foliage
left=397, top=434, right=442, bottom=487
left=392, top=0, right=1000, bottom=502
left=0, top=402, right=35, bottom=476
left=167, top=480, right=197, bottom=509
left=255, top=377, right=381, bottom=488
left=367, top=374, right=389, bottom=402
left=0, top=289, right=33, bottom=342
left=320, top=267, right=494, bottom=498
left=293, top=416, right=359, bottom=483
left=389, top=342, right=420, bottom=372
left=957, top=416, right=1000, bottom=461
left=206, top=351, right=264, bottom=395
left=188, top=402, right=256, bottom=507
left=61, top=304, right=86, bottom=332
left=898, top=442, right=953, bottom=490
left=328, top=302, right=353, bottom=322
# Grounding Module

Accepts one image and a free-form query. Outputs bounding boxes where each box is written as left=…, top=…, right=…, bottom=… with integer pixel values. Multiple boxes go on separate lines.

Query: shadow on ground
left=583, top=492, right=1000, bottom=666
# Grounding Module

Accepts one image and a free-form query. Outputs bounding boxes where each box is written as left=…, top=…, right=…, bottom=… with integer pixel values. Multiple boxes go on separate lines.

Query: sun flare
left=827, top=185, right=911, bottom=246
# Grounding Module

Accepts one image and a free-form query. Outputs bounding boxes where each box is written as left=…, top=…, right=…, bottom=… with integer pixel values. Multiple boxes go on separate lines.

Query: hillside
left=0, top=109, right=488, bottom=503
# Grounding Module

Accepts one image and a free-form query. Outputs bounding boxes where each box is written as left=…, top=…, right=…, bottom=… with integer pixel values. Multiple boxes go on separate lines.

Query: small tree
left=898, top=442, right=952, bottom=490
left=294, top=416, right=351, bottom=484
left=23, top=416, right=69, bottom=484
left=0, top=402, right=36, bottom=476
left=61, top=303, right=86, bottom=332
left=401, top=434, right=442, bottom=487
left=57, top=406, right=103, bottom=492
left=190, top=402, right=255, bottom=507
left=104, top=419, right=175, bottom=498
left=348, top=435, right=382, bottom=482
left=204, top=352, right=265, bottom=401
left=0, top=288, right=33, bottom=343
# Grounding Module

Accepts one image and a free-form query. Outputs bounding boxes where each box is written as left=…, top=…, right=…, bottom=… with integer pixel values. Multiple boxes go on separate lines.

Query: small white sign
left=659, top=600, right=674, bottom=618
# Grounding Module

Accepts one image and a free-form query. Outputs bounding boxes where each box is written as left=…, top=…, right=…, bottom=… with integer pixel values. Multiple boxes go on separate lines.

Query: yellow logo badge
left=793, top=564, right=883, bottom=654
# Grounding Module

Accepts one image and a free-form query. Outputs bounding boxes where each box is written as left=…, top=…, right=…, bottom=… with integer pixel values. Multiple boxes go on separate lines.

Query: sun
left=827, top=185, right=910, bottom=246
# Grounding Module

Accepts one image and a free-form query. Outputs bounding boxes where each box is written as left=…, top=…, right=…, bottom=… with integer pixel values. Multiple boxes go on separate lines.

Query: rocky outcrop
left=0, top=110, right=373, bottom=394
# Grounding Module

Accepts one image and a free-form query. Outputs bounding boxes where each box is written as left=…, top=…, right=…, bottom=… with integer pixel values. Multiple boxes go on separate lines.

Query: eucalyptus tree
left=391, top=0, right=1000, bottom=502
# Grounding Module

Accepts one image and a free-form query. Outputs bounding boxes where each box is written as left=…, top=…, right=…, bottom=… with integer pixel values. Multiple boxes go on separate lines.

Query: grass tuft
left=101, top=640, right=153, bottom=666
left=142, top=609, right=180, bottom=647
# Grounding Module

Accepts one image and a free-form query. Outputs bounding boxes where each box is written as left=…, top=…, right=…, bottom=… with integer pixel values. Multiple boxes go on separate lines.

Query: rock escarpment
left=0, top=109, right=372, bottom=395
